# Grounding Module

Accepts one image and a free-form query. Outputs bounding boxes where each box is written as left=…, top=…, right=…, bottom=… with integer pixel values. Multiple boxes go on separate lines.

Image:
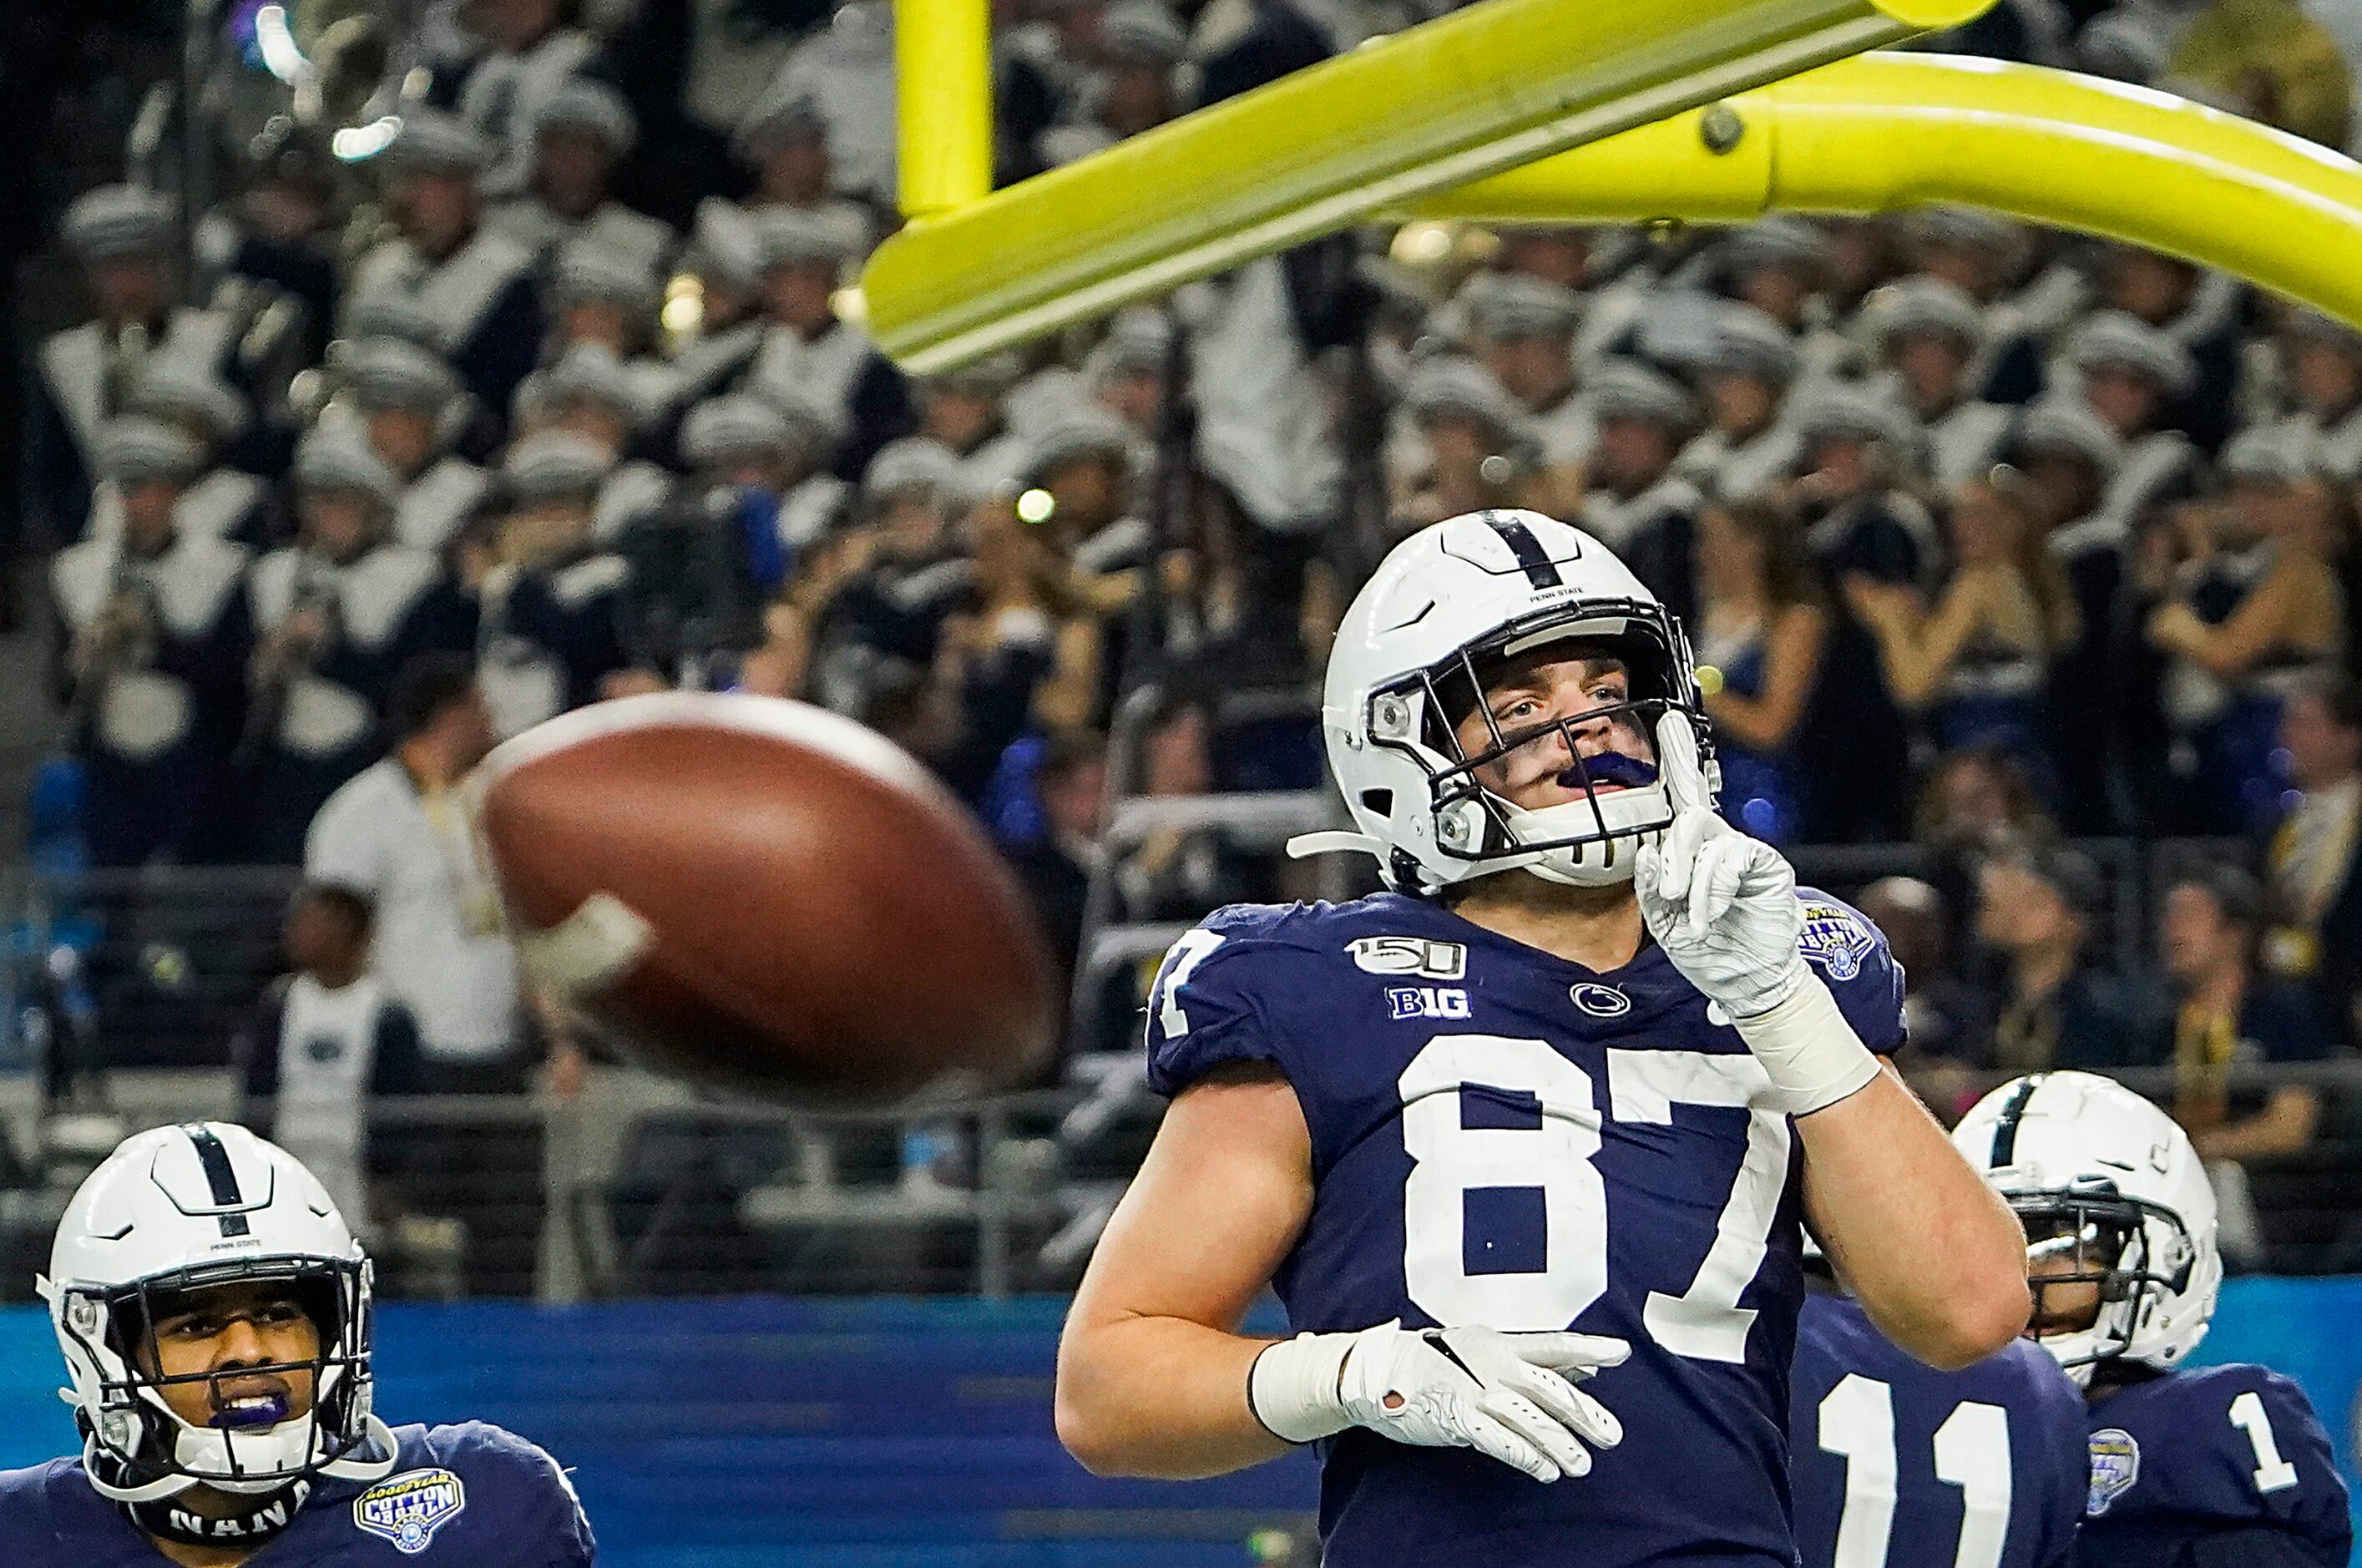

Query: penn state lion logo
left=1797, top=903, right=1875, bottom=982
left=354, top=1467, right=467, bottom=1554
left=2087, top=1428, right=2141, bottom=1516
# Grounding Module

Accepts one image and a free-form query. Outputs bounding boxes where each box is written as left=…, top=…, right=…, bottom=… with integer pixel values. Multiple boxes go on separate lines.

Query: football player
left=1954, top=1070, right=2353, bottom=1568
left=1055, top=508, right=2031, bottom=1565
left=1790, top=1244, right=2087, bottom=1568
left=0, top=1121, right=594, bottom=1565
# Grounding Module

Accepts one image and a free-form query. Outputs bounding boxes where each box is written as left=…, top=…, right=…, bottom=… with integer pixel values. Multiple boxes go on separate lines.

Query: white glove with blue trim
left=1634, top=711, right=1881, bottom=1115
left=1250, top=1321, right=1628, bottom=1483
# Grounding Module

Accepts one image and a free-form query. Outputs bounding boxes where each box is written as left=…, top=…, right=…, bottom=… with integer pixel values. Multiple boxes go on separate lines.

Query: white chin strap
left=1491, top=789, right=1667, bottom=888
left=84, top=1403, right=399, bottom=1504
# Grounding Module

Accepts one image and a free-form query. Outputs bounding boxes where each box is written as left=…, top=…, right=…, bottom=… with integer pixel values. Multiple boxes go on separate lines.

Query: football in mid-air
left=477, top=692, right=1060, bottom=1107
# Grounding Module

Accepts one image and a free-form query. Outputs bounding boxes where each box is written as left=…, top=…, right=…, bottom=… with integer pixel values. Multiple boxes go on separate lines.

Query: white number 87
left=1398, top=1034, right=1793, bottom=1363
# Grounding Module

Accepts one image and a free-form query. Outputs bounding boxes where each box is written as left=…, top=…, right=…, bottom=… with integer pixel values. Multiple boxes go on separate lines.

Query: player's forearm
left=1798, top=1070, right=2031, bottom=1370
left=1055, top=1311, right=1290, bottom=1479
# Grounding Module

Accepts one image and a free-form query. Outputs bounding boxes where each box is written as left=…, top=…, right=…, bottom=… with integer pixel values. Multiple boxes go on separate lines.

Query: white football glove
left=1634, top=711, right=1881, bottom=1115
left=1249, top=1322, right=1628, bottom=1483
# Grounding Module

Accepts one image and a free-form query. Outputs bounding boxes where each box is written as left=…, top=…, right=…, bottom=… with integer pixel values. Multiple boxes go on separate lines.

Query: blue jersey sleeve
left=1795, top=889, right=1908, bottom=1055
left=1142, top=905, right=1298, bottom=1096
left=2203, top=1369, right=2350, bottom=1553
left=442, top=1421, right=596, bottom=1566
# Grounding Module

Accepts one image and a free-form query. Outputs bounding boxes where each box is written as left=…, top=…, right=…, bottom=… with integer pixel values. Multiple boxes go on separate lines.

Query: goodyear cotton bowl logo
left=354, top=1468, right=466, bottom=1554
left=1798, top=902, right=1875, bottom=982
left=2086, top=1429, right=2140, bottom=1516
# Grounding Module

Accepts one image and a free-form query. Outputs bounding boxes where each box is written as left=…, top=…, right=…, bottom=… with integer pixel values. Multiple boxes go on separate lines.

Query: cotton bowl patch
left=354, top=1467, right=466, bottom=1554
left=1798, top=902, right=1875, bottom=982
left=2086, top=1428, right=2140, bottom=1516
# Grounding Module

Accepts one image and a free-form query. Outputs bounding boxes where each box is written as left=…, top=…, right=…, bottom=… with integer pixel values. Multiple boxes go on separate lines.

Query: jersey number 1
left=1816, top=1374, right=2012, bottom=1568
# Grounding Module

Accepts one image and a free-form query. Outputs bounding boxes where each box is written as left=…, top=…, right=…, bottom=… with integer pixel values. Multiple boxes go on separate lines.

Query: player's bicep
left=1071, top=1065, right=1313, bottom=1337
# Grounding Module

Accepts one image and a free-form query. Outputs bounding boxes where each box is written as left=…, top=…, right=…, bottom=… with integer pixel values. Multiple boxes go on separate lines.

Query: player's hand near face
left=1633, top=711, right=1873, bottom=1113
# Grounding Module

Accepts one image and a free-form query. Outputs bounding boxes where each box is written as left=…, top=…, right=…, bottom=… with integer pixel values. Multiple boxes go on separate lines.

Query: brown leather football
left=477, top=693, right=1059, bottom=1106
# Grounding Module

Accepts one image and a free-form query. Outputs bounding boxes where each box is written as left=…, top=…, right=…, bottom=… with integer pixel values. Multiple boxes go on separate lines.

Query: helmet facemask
left=1366, top=596, right=1713, bottom=889
left=52, top=1257, right=386, bottom=1504
left=2007, top=1181, right=2197, bottom=1388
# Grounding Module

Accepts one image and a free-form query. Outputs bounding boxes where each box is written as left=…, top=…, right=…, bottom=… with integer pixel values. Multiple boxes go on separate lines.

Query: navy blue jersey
left=2080, top=1363, right=2350, bottom=1568
left=1146, top=888, right=1908, bottom=1568
left=0, top=1420, right=593, bottom=1565
left=1790, top=1292, right=2086, bottom=1568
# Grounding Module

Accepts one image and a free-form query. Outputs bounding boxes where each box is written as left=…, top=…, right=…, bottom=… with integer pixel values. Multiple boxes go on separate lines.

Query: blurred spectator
left=1393, top=357, right=1541, bottom=532
left=1038, top=3, right=1188, bottom=164
left=913, top=353, right=1029, bottom=501
left=1914, top=742, right=2059, bottom=913
left=1703, top=218, right=1852, bottom=387
left=1464, top=273, right=1592, bottom=514
left=352, top=112, right=546, bottom=435
left=2147, top=862, right=2334, bottom=1267
left=513, top=342, right=673, bottom=542
left=488, top=76, right=673, bottom=272
left=2274, top=310, right=2362, bottom=482
left=479, top=431, right=645, bottom=736
left=2010, top=397, right=2137, bottom=833
left=25, top=186, right=242, bottom=551
left=792, top=438, right=975, bottom=716
left=1846, top=468, right=2077, bottom=774
left=2262, top=675, right=2362, bottom=1045
left=2095, top=244, right=2243, bottom=450
left=443, top=0, right=601, bottom=199
left=1896, top=206, right=2057, bottom=402
left=2061, top=309, right=2202, bottom=529
left=2168, top=0, right=2354, bottom=150
left=1857, top=873, right=1990, bottom=1117
left=304, top=654, right=563, bottom=1296
left=1005, top=728, right=1110, bottom=985
left=1864, top=277, right=2011, bottom=493
left=761, top=0, right=898, bottom=206
left=204, top=117, right=347, bottom=370
left=661, top=198, right=770, bottom=412
left=1114, top=695, right=1253, bottom=920
left=544, top=238, right=664, bottom=370
left=1576, top=359, right=1703, bottom=625
left=341, top=336, right=491, bottom=554
left=1971, top=844, right=2143, bottom=1075
left=48, top=419, right=253, bottom=867
left=245, top=424, right=474, bottom=863
left=731, top=88, right=873, bottom=248
left=745, top=209, right=910, bottom=477
left=1673, top=302, right=1801, bottom=505
left=2142, top=427, right=2347, bottom=832
left=117, top=353, right=269, bottom=547
left=1788, top=382, right=1932, bottom=842
left=231, top=882, right=427, bottom=1233
left=1693, top=501, right=1825, bottom=843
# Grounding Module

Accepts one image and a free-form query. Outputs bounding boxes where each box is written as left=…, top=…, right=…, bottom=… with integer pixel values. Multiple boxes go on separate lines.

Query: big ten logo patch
left=1389, top=986, right=1470, bottom=1021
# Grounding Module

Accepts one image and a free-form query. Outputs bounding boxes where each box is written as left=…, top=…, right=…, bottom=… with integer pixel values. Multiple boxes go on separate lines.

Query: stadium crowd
left=5, top=0, right=2362, bottom=1288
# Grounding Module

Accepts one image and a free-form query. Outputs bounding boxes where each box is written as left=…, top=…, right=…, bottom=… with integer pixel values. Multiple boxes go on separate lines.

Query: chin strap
left=126, top=1478, right=314, bottom=1547
left=1284, top=830, right=1385, bottom=862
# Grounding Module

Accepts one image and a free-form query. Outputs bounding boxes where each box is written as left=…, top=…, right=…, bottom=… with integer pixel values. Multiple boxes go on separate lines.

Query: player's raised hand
left=1251, top=1322, right=1628, bottom=1483
left=1636, top=710, right=1882, bottom=1115
left=1632, top=710, right=1807, bottom=1019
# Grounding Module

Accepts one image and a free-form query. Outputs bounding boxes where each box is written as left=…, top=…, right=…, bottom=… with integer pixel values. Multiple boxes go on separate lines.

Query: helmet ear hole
left=1359, top=788, right=1393, bottom=817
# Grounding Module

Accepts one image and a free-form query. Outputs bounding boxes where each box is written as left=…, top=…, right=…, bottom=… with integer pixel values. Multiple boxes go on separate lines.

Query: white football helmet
left=38, top=1122, right=397, bottom=1504
left=1289, top=508, right=1716, bottom=893
left=1952, top=1071, right=2222, bottom=1386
